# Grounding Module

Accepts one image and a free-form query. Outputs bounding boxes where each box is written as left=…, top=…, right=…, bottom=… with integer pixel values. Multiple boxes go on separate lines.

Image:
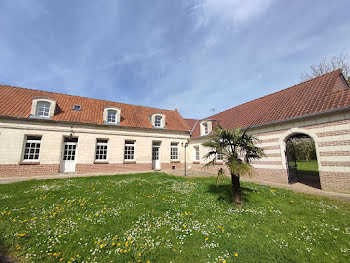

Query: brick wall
left=0, top=164, right=59, bottom=177
left=161, top=162, right=185, bottom=170
left=0, top=162, right=185, bottom=177
left=190, top=163, right=288, bottom=184
left=75, top=163, right=153, bottom=174
left=251, top=168, right=288, bottom=184
left=319, top=171, right=350, bottom=193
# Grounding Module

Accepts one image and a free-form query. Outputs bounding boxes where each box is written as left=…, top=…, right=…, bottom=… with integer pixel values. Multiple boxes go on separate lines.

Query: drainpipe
left=181, top=142, right=189, bottom=176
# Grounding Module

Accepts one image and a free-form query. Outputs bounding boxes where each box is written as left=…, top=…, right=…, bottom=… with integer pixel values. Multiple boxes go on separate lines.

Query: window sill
left=18, top=161, right=40, bottom=165
left=29, top=115, right=51, bottom=120
left=215, top=161, right=224, bottom=165
left=93, top=161, right=109, bottom=164
left=170, top=160, right=180, bottom=163
left=192, top=161, right=200, bottom=164
left=123, top=160, right=136, bottom=164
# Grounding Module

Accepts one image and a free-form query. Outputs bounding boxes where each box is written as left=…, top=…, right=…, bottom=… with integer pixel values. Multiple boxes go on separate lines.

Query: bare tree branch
left=301, top=53, right=350, bottom=84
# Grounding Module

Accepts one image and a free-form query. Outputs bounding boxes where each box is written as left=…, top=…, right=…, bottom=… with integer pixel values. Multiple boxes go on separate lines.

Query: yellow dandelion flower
left=112, top=243, right=116, bottom=246
left=113, top=237, right=117, bottom=240
left=334, top=236, right=337, bottom=239
left=76, top=254, right=80, bottom=257
left=183, top=225, right=187, bottom=228
left=235, top=253, right=238, bottom=257
left=117, top=243, right=121, bottom=246
left=100, top=244, right=105, bottom=248
left=282, top=220, right=286, bottom=223
left=205, top=237, right=208, bottom=241
left=59, top=258, right=64, bottom=261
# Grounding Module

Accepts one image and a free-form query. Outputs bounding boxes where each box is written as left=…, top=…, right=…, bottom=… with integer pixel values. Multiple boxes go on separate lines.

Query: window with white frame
left=155, top=115, right=162, bottom=127
left=216, top=151, right=223, bottom=161
left=203, top=122, right=209, bottom=135
left=170, top=142, right=179, bottom=160
left=23, top=136, right=42, bottom=161
left=194, top=146, right=200, bottom=161
left=95, top=139, right=108, bottom=161
left=107, top=110, right=117, bottom=123
left=124, top=141, right=135, bottom=160
left=36, top=102, right=50, bottom=117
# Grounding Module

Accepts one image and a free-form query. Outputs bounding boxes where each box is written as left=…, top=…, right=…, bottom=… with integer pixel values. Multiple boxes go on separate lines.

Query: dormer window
left=151, top=113, right=166, bottom=128
left=107, top=110, right=117, bottom=123
left=203, top=122, right=208, bottom=135
left=36, top=102, right=50, bottom=117
left=200, top=120, right=212, bottom=136
left=30, top=97, right=56, bottom=119
left=155, top=115, right=162, bottom=127
left=103, top=106, right=121, bottom=125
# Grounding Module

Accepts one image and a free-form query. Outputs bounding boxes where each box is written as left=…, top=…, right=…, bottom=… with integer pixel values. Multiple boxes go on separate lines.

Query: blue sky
left=1, top=0, right=350, bottom=119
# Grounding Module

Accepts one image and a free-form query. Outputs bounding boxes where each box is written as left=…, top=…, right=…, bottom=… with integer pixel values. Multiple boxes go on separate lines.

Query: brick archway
left=279, top=128, right=321, bottom=171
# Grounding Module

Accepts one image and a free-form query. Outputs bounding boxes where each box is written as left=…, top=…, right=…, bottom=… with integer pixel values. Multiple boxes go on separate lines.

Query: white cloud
left=194, top=0, right=275, bottom=27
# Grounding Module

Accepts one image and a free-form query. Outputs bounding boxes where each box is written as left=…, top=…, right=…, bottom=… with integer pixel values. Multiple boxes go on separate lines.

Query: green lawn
left=0, top=173, right=349, bottom=263
left=297, top=160, right=319, bottom=176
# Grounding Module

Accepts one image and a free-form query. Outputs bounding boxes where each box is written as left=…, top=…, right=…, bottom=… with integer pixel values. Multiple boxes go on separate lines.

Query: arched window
left=107, top=110, right=117, bottom=123
left=203, top=122, right=208, bottom=135
left=103, top=106, right=121, bottom=125
left=30, top=97, right=56, bottom=118
left=36, top=101, right=51, bottom=117
left=150, top=113, right=166, bottom=128
left=155, top=115, right=162, bottom=127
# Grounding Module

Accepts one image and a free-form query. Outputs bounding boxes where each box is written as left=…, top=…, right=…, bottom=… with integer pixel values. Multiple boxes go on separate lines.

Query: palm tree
left=202, top=125, right=264, bottom=206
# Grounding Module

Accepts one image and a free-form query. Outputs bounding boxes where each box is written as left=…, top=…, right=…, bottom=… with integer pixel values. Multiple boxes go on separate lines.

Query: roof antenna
left=210, top=108, right=215, bottom=115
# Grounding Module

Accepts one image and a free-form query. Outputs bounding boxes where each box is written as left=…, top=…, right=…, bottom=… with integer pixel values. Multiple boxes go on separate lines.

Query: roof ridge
left=207, top=69, right=342, bottom=119
left=0, top=84, right=175, bottom=113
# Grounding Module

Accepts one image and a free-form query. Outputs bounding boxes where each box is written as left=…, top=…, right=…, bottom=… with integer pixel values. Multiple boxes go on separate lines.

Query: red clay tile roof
left=184, top=118, right=198, bottom=130
left=0, top=85, right=190, bottom=132
left=190, top=70, right=350, bottom=138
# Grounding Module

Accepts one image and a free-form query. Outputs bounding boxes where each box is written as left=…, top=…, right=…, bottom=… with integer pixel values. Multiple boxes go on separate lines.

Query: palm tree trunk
left=231, top=173, right=242, bottom=206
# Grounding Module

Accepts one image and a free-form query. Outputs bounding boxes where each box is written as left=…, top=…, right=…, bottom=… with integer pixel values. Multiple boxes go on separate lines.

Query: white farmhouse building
left=0, top=70, right=350, bottom=193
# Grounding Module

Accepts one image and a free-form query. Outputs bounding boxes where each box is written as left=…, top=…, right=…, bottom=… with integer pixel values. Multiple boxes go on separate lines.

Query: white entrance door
left=152, top=143, right=161, bottom=170
left=60, top=140, right=78, bottom=173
